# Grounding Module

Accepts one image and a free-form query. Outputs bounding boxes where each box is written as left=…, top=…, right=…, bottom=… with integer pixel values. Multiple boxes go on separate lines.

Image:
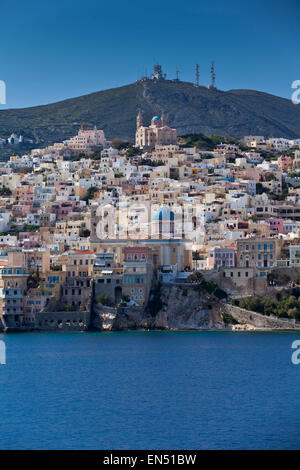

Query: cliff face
left=92, top=284, right=300, bottom=332
left=152, top=285, right=223, bottom=330
left=93, top=284, right=224, bottom=331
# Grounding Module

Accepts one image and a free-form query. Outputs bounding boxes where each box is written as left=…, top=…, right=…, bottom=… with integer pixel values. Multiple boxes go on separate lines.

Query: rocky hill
left=0, top=79, right=300, bottom=147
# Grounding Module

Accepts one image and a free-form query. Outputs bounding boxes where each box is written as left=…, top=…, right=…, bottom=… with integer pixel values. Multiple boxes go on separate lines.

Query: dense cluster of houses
left=0, top=115, right=300, bottom=329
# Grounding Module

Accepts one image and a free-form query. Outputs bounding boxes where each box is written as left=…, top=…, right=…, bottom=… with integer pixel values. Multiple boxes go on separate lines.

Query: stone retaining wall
left=35, top=310, right=90, bottom=331
left=223, top=303, right=300, bottom=330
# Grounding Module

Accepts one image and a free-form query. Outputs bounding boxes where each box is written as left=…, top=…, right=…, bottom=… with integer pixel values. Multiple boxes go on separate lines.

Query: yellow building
left=0, top=252, right=29, bottom=328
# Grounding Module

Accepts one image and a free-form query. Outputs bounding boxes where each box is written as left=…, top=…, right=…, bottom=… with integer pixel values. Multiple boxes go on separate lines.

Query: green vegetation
left=22, top=224, right=40, bottom=232
left=82, top=186, right=98, bottom=202
left=125, top=146, right=142, bottom=158
left=268, top=270, right=290, bottom=285
left=51, top=265, right=62, bottom=271
left=96, top=294, right=114, bottom=306
left=188, top=271, right=204, bottom=283
left=3, top=224, right=40, bottom=237
left=58, top=304, right=73, bottom=312
left=222, top=312, right=239, bottom=325
left=88, top=150, right=102, bottom=161
left=179, top=133, right=240, bottom=150
left=188, top=271, right=227, bottom=299
left=140, top=159, right=164, bottom=167
left=256, top=183, right=266, bottom=195
left=111, top=138, right=131, bottom=150
left=234, top=290, right=300, bottom=320
left=0, top=187, right=12, bottom=196
left=79, top=228, right=90, bottom=238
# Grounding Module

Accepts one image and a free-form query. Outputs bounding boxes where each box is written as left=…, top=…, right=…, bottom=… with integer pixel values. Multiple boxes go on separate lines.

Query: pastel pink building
left=50, top=201, right=77, bottom=221
left=19, top=231, right=41, bottom=248
left=266, top=217, right=284, bottom=234
left=124, top=247, right=149, bottom=261
left=14, top=185, right=34, bottom=207
left=278, top=156, right=292, bottom=171
left=12, top=205, right=30, bottom=217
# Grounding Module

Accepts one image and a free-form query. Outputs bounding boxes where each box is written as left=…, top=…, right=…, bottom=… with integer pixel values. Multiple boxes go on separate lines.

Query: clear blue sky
left=0, top=0, right=299, bottom=109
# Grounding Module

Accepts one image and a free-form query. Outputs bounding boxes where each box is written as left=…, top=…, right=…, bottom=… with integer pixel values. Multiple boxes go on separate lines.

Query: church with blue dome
left=153, top=207, right=175, bottom=221
left=135, top=112, right=177, bottom=149
left=152, top=207, right=175, bottom=239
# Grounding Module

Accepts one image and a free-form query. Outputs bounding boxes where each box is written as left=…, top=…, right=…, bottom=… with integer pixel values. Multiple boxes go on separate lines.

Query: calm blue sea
left=0, top=331, right=299, bottom=450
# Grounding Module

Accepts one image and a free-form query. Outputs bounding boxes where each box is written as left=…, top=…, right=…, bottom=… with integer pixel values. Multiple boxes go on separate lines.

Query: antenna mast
left=210, top=60, right=216, bottom=89
left=195, top=64, right=200, bottom=87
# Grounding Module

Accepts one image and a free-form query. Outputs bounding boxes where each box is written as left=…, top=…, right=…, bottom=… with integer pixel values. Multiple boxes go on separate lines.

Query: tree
left=0, top=187, right=12, bottom=196
left=188, top=271, right=203, bottom=283
left=256, top=182, right=268, bottom=195
left=96, top=294, right=114, bottom=306
left=126, top=146, right=142, bottom=158
left=111, top=138, right=127, bottom=150
left=140, top=158, right=164, bottom=167
left=79, top=229, right=90, bottom=238
left=83, top=186, right=98, bottom=202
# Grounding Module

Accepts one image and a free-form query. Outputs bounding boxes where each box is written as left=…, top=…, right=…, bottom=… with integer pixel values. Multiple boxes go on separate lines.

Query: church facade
left=135, top=114, right=177, bottom=149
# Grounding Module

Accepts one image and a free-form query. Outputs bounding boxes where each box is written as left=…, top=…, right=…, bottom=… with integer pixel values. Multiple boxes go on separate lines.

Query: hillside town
left=1, top=112, right=300, bottom=331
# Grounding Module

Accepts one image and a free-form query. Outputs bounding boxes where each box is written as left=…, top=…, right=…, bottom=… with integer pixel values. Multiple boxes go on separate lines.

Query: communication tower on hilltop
left=208, top=60, right=216, bottom=89
left=195, top=64, right=200, bottom=87
left=151, top=64, right=166, bottom=81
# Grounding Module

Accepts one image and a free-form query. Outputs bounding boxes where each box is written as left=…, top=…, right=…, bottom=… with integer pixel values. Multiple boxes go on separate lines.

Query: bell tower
left=137, top=111, right=143, bottom=128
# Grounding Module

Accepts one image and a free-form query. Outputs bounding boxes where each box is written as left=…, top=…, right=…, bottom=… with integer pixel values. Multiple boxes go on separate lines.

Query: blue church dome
left=153, top=207, right=175, bottom=221
left=152, top=116, right=161, bottom=121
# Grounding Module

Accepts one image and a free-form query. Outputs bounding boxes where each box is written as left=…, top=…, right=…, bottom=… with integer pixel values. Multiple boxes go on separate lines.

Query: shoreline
left=1, top=326, right=300, bottom=334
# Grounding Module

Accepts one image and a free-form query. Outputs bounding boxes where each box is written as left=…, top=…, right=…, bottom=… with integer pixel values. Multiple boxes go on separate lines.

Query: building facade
left=135, top=114, right=177, bottom=149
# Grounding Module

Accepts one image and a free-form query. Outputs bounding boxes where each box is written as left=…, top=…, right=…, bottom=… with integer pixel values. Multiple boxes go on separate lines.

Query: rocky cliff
left=92, top=284, right=300, bottom=332
left=93, top=284, right=224, bottom=331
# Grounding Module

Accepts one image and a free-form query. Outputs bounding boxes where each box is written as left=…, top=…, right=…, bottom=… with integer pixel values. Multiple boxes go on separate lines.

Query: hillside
left=0, top=80, right=300, bottom=148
